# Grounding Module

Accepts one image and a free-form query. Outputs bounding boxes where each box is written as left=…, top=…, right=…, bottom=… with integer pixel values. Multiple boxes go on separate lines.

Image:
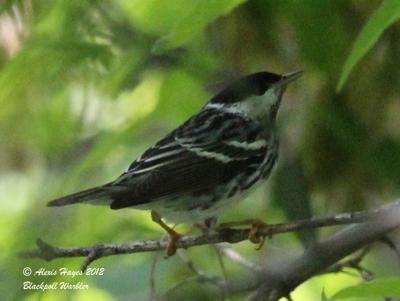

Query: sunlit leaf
left=152, top=0, right=247, bottom=54
left=331, top=277, right=400, bottom=300
left=154, top=68, right=208, bottom=123
left=0, top=38, right=110, bottom=118
left=119, top=0, right=196, bottom=35
left=337, top=0, right=400, bottom=91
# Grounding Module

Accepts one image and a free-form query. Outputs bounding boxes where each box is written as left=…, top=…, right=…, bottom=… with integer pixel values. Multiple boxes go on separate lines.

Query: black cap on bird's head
left=210, top=70, right=302, bottom=104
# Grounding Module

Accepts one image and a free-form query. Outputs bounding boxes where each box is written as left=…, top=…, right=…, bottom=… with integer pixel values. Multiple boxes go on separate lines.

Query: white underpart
left=226, top=140, right=266, bottom=150
left=205, top=87, right=281, bottom=119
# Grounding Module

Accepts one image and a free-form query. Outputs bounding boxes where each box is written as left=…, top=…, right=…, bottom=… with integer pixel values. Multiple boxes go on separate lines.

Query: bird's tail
left=47, top=183, right=115, bottom=207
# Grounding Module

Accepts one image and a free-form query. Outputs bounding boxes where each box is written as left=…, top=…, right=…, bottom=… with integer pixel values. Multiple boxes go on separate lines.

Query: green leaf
left=331, top=277, right=400, bottom=300
left=152, top=0, right=247, bottom=54
left=154, top=68, right=208, bottom=122
left=119, top=0, right=197, bottom=35
left=337, top=0, right=400, bottom=91
left=0, top=38, right=110, bottom=118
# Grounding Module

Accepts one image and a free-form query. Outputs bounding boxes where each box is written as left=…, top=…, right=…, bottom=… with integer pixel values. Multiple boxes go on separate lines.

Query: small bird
left=48, top=70, right=302, bottom=255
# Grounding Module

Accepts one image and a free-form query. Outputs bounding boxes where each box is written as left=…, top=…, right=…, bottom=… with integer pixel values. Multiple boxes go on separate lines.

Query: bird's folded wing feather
left=110, top=110, right=267, bottom=209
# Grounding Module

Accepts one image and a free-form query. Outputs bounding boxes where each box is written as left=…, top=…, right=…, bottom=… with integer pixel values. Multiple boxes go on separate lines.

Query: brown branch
left=20, top=200, right=400, bottom=273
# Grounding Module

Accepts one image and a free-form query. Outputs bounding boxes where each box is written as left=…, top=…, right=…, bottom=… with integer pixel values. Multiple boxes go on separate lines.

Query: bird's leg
left=218, top=219, right=269, bottom=250
left=151, top=211, right=182, bottom=256
left=195, top=216, right=218, bottom=234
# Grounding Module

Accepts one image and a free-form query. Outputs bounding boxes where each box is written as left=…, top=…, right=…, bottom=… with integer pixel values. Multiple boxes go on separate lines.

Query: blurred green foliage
left=337, top=0, right=400, bottom=91
left=331, top=277, right=400, bottom=300
left=0, top=0, right=400, bottom=300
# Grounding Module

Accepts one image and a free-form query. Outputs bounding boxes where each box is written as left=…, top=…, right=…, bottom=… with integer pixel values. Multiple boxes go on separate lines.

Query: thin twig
left=242, top=200, right=400, bottom=301
left=177, top=250, right=223, bottom=286
left=20, top=200, right=400, bottom=272
left=164, top=250, right=226, bottom=299
left=213, top=244, right=228, bottom=280
left=217, top=245, right=262, bottom=272
left=149, top=252, right=160, bottom=301
left=379, top=236, right=400, bottom=261
left=322, top=247, right=374, bottom=280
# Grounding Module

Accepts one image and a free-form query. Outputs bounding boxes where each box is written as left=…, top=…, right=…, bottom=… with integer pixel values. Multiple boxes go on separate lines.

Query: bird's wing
left=110, top=109, right=267, bottom=209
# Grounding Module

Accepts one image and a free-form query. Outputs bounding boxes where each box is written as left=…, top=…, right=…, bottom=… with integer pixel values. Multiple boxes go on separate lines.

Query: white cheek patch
left=237, top=88, right=280, bottom=118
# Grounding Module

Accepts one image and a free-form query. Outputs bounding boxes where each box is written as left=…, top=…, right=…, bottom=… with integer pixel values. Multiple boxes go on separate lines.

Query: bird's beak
left=280, top=70, right=303, bottom=86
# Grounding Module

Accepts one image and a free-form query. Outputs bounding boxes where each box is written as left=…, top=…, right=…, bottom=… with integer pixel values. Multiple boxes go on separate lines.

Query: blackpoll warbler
left=48, top=70, right=302, bottom=255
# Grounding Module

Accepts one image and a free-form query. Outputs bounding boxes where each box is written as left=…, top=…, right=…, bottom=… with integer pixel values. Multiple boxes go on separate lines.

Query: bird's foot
left=218, top=218, right=269, bottom=250
left=248, top=220, right=268, bottom=250
left=151, top=211, right=182, bottom=256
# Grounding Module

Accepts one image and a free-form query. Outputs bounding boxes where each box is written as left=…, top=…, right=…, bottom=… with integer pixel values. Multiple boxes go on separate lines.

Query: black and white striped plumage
left=48, top=71, right=302, bottom=224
